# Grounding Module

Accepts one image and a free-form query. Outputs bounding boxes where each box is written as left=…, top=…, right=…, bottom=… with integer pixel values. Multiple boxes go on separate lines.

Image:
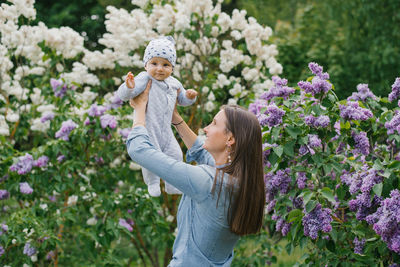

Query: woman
left=126, top=80, right=265, bottom=266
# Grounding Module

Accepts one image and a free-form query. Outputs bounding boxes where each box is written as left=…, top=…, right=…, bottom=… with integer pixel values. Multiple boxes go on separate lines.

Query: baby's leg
left=142, top=167, right=161, bottom=197
left=163, top=137, right=183, bottom=195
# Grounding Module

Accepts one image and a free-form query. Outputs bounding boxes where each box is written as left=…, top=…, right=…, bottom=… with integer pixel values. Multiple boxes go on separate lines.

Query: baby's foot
left=148, top=184, right=161, bottom=197
left=165, top=183, right=182, bottom=195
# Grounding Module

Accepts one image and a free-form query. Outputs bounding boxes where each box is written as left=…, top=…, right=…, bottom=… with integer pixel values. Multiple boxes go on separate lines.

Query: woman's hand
left=130, top=79, right=151, bottom=128
left=129, top=79, right=151, bottom=110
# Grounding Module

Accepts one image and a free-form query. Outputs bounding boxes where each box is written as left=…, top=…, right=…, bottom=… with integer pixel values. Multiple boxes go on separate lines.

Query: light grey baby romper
left=117, top=71, right=196, bottom=196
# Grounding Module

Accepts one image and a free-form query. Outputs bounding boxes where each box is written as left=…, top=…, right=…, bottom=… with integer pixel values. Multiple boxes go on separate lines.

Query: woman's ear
left=226, top=133, right=235, bottom=147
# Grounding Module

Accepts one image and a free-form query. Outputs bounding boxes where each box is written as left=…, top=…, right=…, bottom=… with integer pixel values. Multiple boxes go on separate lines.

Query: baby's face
left=145, top=57, right=173, bottom=81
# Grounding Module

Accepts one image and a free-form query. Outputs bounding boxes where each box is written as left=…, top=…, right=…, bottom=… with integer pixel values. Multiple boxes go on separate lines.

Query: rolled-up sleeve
left=186, top=137, right=215, bottom=166
left=126, top=126, right=212, bottom=202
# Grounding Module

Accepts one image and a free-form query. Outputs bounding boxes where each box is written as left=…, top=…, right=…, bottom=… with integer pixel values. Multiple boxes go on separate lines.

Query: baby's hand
left=186, top=89, right=198, bottom=100
left=126, top=72, right=135, bottom=89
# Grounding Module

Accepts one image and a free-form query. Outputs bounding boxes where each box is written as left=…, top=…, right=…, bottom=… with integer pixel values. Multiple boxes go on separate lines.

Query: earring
left=227, top=144, right=232, bottom=163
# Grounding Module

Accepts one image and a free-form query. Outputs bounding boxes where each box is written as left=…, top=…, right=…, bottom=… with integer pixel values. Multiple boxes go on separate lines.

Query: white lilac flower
left=67, top=195, right=78, bottom=206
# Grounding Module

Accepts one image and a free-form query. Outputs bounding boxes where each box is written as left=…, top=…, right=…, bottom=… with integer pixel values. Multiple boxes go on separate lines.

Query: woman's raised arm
left=171, top=104, right=197, bottom=149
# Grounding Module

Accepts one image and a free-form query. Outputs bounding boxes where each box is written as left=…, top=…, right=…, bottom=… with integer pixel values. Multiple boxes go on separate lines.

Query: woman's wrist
left=172, top=115, right=183, bottom=125
left=172, top=119, right=184, bottom=126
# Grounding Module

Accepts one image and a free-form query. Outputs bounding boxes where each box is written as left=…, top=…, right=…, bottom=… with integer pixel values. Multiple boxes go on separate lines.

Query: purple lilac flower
left=299, top=145, right=309, bottom=156
left=308, top=134, right=322, bottom=148
left=304, top=115, right=330, bottom=128
left=33, top=156, right=49, bottom=168
left=348, top=84, right=377, bottom=101
left=352, top=131, right=370, bottom=156
left=388, top=77, right=400, bottom=102
left=119, top=128, right=131, bottom=139
left=353, top=237, right=366, bottom=254
left=257, top=104, right=286, bottom=128
left=40, top=112, right=55, bottom=123
left=0, top=224, right=8, bottom=235
left=107, top=94, right=123, bottom=110
left=281, top=222, right=292, bottom=236
left=385, top=113, right=400, bottom=135
left=304, top=115, right=316, bottom=126
left=296, top=172, right=307, bottom=189
left=50, top=78, right=67, bottom=98
left=249, top=99, right=268, bottom=115
left=334, top=121, right=340, bottom=135
left=20, top=182, right=33, bottom=194
left=339, top=101, right=373, bottom=121
left=46, top=250, right=55, bottom=260
left=9, top=153, right=34, bottom=175
left=87, top=104, right=107, bottom=117
left=389, top=264, right=400, bottom=267
left=308, top=62, right=330, bottom=80
left=57, top=155, right=66, bottom=163
left=347, top=165, right=382, bottom=195
left=314, top=116, right=330, bottom=128
left=298, top=75, right=332, bottom=97
left=302, top=203, right=333, bottom=239
left=349, top=192, right=382, bottom=221
left=0, top=245, right=4, bottom=257
left=95, top=156, right=104, bottom=164
left=0, top=190, right=9, bottom=200
left=100, top=114, right=117, bottom=129
left=261, top=76, right=295, bottom=100
left=366, top=189, right=400, bottom=253
left=336, top=142, right=346, bottom=154
left=266, top=199, right=276, bottom=213
left=265, top=168, right=291, bottom=194
left=293, top=197, right=304, bottom=209
left=119, top=218, right=133, bottom=232
left=84, top=118, right=92, bottom=125
left=275, top=217, right=284, bottom=232
left=23, top=242, right=37, bottom=256
left=55, top=119, right=78, bottom=141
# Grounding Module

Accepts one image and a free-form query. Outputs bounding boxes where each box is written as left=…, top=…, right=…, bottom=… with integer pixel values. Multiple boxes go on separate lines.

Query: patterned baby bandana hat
left=143, top=36, right=176, bottom=67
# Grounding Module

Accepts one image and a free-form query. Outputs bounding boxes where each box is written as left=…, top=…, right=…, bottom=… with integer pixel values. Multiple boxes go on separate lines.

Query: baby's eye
left=164, top=64, right=170, bottom=67
left=152, top=62, right=157, bottom=65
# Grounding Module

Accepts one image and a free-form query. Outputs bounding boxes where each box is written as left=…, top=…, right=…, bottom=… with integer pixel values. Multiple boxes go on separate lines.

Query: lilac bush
left=250, top=62, right=400, bottom=265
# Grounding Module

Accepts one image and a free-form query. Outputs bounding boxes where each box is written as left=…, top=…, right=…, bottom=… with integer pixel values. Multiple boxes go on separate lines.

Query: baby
left=117, top=36, right=198, bottom=197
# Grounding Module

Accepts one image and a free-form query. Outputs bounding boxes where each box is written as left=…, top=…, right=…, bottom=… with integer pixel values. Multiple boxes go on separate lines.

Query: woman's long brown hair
left=211, top=105, right=265, bottom=236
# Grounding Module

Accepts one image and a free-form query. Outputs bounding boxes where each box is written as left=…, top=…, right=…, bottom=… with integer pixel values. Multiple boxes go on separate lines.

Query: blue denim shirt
left=127, top=126, right=239, bottom=266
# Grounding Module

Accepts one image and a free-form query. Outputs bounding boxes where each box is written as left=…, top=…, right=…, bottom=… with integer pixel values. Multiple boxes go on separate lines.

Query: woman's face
left=145, top=57, right=173, bottom=81
left=203, top=110, right=232, bottom=155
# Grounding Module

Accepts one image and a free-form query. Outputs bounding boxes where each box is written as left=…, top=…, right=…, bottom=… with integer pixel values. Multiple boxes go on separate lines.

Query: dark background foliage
left=35, top=0, right=400, bottom=98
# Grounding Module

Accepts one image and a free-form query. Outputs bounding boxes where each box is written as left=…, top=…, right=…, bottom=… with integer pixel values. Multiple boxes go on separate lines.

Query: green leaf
left=372, top=183, right=383, bottom=197
left=382, top=170, right=392, bottom=178
left=272, top=127, right=280, bottom=140
left=340, top=121, right=351, bottom=129
left=388, top=161, right=400, bottom=169
left=320, top=187, right=336, bottom=203
left=305, top=200, right=318, bottom=213
left=283, top=141, right=295, bottom=157
left=301, top=191, right=313, bottom=206
left=285, top=126, right=302, bottom=139
left=273, top=145, right=283, bottom=157
left=287, top=209, right=303, bottom=222
left=373, top=159, right=383, bottom=170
